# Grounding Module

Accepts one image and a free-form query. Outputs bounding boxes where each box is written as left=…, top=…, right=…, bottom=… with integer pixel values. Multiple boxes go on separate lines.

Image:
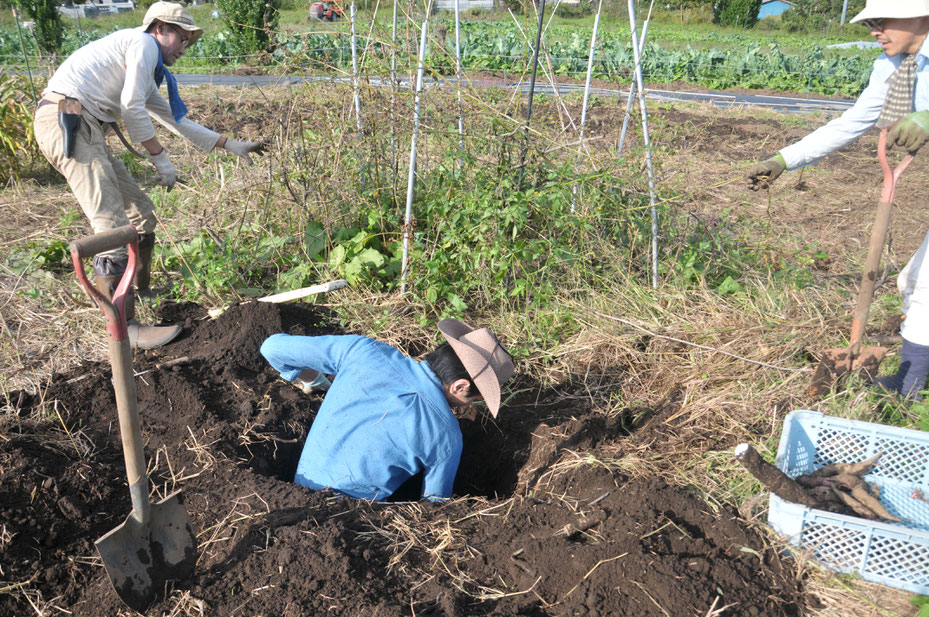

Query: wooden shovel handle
left=70, top=226, right=138, bottom=258
left=849, top=130, right=915, bottom=355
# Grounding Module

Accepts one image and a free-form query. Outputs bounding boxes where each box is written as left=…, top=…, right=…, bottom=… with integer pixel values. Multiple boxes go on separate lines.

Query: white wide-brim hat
left=851, top=0, right=929, bottom=23
left=438, top=318, right=514, bottom=418
left=140, top=1, right=203, bottom=46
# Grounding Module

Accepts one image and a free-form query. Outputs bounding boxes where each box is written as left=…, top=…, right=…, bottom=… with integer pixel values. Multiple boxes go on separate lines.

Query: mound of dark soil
left=1, top=302, right=802, bottom=616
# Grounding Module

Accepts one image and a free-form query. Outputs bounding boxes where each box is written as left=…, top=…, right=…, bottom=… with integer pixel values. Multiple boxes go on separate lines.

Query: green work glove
left=746, top=153, right=786, bottom=191
left=888, top=110, right=929, bottom=153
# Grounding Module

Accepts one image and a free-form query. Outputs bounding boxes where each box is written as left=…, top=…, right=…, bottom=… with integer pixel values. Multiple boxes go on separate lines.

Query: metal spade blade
left=95, top=491, right=198, bottom=613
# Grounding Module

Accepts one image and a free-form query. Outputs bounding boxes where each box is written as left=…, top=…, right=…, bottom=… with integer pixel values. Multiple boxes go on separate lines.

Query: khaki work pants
left=34, top=93, right=156, bottom=259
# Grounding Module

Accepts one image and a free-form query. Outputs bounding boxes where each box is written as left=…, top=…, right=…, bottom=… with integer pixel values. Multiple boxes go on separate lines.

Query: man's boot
left=94, top=271, right=181, bottom=350
left=133, top=233, right=156, bottom=299
left=873, top=338, right=929, bottom=401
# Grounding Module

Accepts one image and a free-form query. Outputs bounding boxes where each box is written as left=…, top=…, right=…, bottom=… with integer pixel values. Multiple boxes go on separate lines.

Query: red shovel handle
left=879, top=129, right=915, bottom=204
left=70, top=226, right=139, bottom=342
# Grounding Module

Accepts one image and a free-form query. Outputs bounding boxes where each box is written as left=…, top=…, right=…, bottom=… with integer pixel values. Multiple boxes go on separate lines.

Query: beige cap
left=438, top=318, right=514, bottom=418
left=851, top=0, right=929, bottom=23
left=140, top=2, right=203, bottom=46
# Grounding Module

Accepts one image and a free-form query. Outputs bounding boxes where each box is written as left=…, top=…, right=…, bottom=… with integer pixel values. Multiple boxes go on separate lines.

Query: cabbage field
left=0, top=13, right=878, bottom=97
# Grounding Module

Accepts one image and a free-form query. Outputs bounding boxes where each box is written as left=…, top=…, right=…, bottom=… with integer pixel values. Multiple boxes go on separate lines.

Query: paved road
left=175, top=72, right=854, bottom=114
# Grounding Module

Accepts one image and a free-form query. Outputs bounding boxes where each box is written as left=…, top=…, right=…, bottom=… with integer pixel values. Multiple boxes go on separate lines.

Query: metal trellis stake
left=626, top=0, right=659, bottom=289
left=12, top=7, right=38, bottom=105
left=571, top=0, right=603, bottom=213
left=399, top=6, right=431, bottom=295
left=516, top=0, right=546, bottom=190
left=618, top=0, right=653, bottom=156
left=349, top=0, right=363, bottom=138
left=454, top=0, right=465, bottom=170
left=390, top=0, right=399, bottom=179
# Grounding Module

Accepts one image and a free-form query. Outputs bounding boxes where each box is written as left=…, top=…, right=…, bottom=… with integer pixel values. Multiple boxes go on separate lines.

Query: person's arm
left=779, top=55, right=894, bottom=170
left=146, top=94, right=223, bottom=153
left=260, top=334, right=368, bottom=382
left=121, top=35, right=160, bottom=147
left=422, top=440, right=462, bottom=502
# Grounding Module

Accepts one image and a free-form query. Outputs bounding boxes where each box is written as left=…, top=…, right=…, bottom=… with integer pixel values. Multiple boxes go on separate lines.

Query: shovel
left=70, top=226, right=197, bottom=613
left=809, top=129, right=915, bottom=398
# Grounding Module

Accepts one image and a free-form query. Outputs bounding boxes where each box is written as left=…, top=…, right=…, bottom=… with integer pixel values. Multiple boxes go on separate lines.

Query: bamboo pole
left=571, top=0, right=603, bottom=213
left=454, top=0, right=464, bottom=170
left=399, top=3, right=432, bottom=295
left=626, top=0, right=659, bottom=288
left=516, top=0, right=546, bottom=190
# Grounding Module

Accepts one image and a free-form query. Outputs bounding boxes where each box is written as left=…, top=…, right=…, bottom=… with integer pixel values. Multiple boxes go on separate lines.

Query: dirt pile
left=1, top=302, right=802, bottom=616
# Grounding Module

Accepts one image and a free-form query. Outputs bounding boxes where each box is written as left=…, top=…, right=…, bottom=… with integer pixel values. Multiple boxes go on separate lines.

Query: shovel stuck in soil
left=70, top=226, right=197, bottom=613
left=809, top=131, right=915, bottom=398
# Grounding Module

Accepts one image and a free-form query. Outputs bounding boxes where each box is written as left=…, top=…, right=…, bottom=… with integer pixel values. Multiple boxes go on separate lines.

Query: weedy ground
left=1, top=79, right=927, bottom=616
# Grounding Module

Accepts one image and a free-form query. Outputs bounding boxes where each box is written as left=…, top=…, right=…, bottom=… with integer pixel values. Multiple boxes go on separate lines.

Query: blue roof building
left=758, top=0, right=793, bottom=18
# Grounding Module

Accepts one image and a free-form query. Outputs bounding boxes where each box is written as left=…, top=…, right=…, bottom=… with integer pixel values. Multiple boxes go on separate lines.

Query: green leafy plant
left=713, top=0, right=762, bottom=28
left=0, top=73, right=37, bottom=181
left=910, top=596, right=929, bottom=617
left=215, top=0, right=281, bottom=56
left=14, top=0, right=64, bottom=55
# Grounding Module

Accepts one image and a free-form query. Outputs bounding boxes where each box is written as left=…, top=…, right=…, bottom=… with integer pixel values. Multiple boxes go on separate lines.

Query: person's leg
left=108, top=150, right=159, bottom=296
left=879, top=230, right=929, bottom=400
left=34, top=103, right=180, bottom=349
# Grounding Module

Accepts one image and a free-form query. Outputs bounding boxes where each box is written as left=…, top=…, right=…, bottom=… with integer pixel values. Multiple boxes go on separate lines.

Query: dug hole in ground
left=2, top=300, right=802, bottom=616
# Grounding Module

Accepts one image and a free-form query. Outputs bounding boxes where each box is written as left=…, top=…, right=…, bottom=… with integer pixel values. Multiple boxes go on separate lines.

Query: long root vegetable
left=807, top=453, right=882, bottom=479
left=735, top=446, right=902, bottom=523
left=734, top=444, right=818, bottom=507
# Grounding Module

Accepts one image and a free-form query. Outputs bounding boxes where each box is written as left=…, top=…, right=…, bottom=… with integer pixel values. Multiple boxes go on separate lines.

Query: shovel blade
left=95, top=491, right=197, bottom=613
left=809, top=346, right=887, bottom=398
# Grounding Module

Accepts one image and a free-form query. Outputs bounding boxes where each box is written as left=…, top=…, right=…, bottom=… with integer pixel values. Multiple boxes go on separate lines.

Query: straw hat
left=851, top=0, right=929, bottom=23
left=438, top=318, right=514, bottom=418
left=140, top=2, right=203, bottom=46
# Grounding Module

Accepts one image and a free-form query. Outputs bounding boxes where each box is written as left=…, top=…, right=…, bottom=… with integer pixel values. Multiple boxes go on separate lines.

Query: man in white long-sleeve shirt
left=34, top=1, right=265, bottom=349
left=746, top=0, right=929, bottom=401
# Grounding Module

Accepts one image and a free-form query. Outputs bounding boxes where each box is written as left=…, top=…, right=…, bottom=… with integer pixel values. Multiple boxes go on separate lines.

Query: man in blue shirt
left=260, top=318, right=514, bottom=501
left=746, top=0, right=929, bottom=400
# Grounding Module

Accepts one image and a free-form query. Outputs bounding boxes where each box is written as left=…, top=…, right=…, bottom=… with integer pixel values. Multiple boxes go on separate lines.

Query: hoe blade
left=95, top=491, right=197, bottom=613
left=809, top=346, right=887, bottom=398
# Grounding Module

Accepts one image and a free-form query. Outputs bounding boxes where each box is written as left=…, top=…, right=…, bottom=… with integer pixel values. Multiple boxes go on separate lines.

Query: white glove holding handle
left=223, top=139, right=267, bottom=165
left=149, top=149, right=176, bottom=190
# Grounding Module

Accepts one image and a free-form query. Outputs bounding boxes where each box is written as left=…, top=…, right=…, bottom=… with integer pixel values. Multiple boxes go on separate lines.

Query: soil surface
left=1, top=301, right=802, bottom=616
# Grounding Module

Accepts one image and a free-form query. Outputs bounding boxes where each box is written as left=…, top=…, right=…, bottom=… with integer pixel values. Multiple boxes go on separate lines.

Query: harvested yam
left=734, top=444, right=817, bottom=507
left=736, top=445, right=903, bottom=523
left=848, top=484, right=901, bottom=522
left=830, top=487, right=881, bottom=520
left=806, top=453, right=882, bottom=479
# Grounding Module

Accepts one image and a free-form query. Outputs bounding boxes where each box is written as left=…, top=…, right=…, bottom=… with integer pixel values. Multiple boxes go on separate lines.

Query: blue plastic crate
left=767, top=410, right=929, bottom=594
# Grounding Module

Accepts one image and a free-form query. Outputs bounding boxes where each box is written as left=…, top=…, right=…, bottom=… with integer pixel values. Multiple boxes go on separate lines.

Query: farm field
left=2, top=76, right=929, bottom=617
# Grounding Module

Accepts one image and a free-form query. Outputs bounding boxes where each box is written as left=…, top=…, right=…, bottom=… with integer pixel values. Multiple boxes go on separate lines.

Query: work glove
left=296, top=372, right=331, bottom=394
left=888, top=110, right=929, bottom=153
left=746, top=153, right=786, bottom=191
left=224, top=139, right=267, bottom=165
left=149, top=149, right=176, bottom=190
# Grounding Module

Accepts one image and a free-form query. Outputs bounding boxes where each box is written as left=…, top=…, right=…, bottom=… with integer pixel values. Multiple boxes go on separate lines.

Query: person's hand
left=746, top=154, right=786, bottom=191
left=149, top=149, right=176, bottom=190
left=224, top=139, right=267, bottom=165
left=888, top=111, right=929, bottom=153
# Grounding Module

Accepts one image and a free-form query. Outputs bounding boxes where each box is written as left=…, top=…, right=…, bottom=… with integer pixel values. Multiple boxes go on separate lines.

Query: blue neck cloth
left=145, top=33, right=187, bottom=123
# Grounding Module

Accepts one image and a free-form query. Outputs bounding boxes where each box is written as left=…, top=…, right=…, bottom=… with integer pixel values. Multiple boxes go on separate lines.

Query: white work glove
left=223, top=139, right=267, bottom=165
left=149, top=149, right=176, bottom=190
